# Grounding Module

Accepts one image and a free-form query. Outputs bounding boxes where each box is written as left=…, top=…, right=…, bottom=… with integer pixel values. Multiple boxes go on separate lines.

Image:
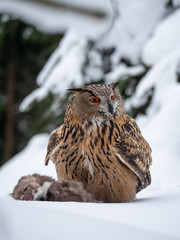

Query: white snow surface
left=0, top=188, right=180, bottom=240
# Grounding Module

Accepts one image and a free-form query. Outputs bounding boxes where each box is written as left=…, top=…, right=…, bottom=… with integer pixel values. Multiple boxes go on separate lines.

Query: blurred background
left=0, top=0, right=180, bottom=186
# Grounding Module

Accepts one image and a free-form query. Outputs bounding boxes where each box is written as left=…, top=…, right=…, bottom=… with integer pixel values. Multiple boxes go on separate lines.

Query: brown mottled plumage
left=45, top=82, right=152, bottom=203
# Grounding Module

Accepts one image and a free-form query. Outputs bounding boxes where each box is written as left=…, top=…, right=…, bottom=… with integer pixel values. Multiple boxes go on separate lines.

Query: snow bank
left=0, top=134, right=56, bottom=196
left=0, top=181, right=180, bottom=240
left=143, top=9, right=180, bottom=65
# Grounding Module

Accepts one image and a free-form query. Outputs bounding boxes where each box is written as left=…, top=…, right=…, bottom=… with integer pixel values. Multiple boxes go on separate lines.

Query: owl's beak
left=107, top=102, right=114, bottom=114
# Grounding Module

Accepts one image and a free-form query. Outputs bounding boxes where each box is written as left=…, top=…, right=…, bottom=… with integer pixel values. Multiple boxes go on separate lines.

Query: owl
left=45, top=82, right=152, bottom=203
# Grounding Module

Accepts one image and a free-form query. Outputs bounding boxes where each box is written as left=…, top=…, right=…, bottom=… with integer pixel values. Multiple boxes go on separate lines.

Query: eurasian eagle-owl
left=45, top=82, right=152, bottom=203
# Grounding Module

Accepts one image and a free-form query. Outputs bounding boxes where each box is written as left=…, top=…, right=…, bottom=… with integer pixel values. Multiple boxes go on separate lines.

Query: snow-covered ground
left=0, top=136, right=180, bottom=240
left=0, top=187, right=180, bottom=240
left=1, top=0, right=180, bottom=239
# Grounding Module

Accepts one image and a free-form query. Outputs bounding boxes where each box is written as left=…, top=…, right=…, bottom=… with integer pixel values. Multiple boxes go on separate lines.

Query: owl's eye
left=111, top=95, right=115, bottom=100
left=90, top=97, right=100, bottom=103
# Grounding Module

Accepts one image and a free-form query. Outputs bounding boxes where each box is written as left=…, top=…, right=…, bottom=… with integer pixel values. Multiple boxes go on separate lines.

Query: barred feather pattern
left=45, top=83, right=152, bottom=203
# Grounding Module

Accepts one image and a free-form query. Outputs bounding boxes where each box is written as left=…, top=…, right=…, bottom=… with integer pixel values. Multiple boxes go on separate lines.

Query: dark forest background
left=0, top=15, right=62, bottom=165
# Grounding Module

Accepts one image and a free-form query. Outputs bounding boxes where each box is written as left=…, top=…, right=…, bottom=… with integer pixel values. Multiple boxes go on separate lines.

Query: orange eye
left=90, top=97, right=100, bottom=103
left=111, top=95, right=115, bottom=100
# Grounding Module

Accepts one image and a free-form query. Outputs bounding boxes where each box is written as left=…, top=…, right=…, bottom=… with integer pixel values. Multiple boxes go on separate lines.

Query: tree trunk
left=3, top=60, right=15, bottom=163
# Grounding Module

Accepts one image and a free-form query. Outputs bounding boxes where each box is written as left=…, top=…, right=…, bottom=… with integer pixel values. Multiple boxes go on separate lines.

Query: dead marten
left=10, top=174, right=95, bottom=202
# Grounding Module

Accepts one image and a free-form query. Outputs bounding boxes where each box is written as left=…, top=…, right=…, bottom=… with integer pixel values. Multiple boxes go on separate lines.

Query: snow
left=125, top=48, right=180, bottom=185
left=1, top=56, right=180, bottom=238
left=0, top=0, right=169, bottom=65
left=0, top=0, right=110, bottom=36
left=1, top=1, right=180, bottom=239
left=0, top=145, right=180, bottom=240
left=2, top=59, right=180, bottom=238
left=0, top=134, right=56, bottom=195
left=98, top=0, right=168, bottom=64
left=19, top=0, right=170, bottom=110
left=20, top=30, right=88, bottom=111
left=53, top=0, right=111, bottom=13
left=0, top=187, right=180, bottom=240
left=142, top=9, right=180, bottom=65
left=173, top=0, right=180, bottom=7
left=1, top=194, right=179, bottom=240
left=0, top=141, right=180, bottom=240
left=105, top=63, right=145, bottom=83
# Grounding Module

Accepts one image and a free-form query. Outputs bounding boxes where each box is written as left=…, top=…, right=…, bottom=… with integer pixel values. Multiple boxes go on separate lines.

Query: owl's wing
left=114, top=115, right=152, bottom=192
left=45, top=125, right=64, bottom=166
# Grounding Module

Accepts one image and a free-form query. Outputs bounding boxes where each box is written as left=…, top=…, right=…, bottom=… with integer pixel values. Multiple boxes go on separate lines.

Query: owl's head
left=66, top=82, right=124, bottom=122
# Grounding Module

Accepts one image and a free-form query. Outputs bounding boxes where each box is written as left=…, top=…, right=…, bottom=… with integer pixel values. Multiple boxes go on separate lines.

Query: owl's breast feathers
left=45, top=114, right=152, bottom=195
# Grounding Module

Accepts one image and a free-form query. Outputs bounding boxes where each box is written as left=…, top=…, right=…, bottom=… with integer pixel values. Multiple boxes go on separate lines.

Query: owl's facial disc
left=69, top=84, right=125, bottom=122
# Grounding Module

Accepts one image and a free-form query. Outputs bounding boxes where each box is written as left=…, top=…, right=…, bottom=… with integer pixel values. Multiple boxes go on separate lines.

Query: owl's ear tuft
left=111, top=82, right=120, bottom=90
left=67, top=87, right=83, bottom=92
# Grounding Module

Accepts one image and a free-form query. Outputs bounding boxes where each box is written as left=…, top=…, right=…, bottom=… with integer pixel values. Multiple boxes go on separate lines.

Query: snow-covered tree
left=0, top=1, right=180, bottom=239
left=1, top=0, right=180, bottom=183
